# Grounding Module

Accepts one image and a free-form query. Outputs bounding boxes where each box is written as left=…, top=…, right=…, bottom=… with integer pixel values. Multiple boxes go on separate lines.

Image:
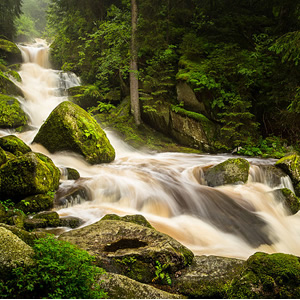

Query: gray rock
left=59, top=215, right=194, bottom=283
left=204, top=158, right=250, bottom=187
left=98, top=272, right=183, bottom=299
left=0, top=227, right=34, bottom=278
left=172, top=255, right=244, bottom=298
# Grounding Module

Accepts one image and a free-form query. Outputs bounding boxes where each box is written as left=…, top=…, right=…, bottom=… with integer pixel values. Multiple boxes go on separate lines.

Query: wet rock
left=0, top=135, right=31, bottom=157
left=273, top=188, right=300, bottom=215
left=0, top=152, right=60, bottom=201
left=204, top=158, right=250, bottom=186
left=54, top=180, right=90, bottom=207
left=59, top=214, right=194, bottom=283
left=276, top=154, right=300, bottom=196
left=59, top=216, right=84, bottom=228
left=68, top=85, right=99, bottom=109
left=16, top=193, right=55, bottom=213
left=0, top=95, right=28, bottom=129
left=33, top=211, right=60, bottom=227
left=172, top=255, right=244, bottom=298
left=98, top=272, right=183, bottom=299
left=0, top=39, right=22, bottom=64
left=0, top=72, right=23, bottom=96
left=0, top=227, right=34, bottom=279
left=226, top=252, right=300, bottom=298
left=33, top=101, right=115, bottom=164
left=66, top=167, right=80, bottom=180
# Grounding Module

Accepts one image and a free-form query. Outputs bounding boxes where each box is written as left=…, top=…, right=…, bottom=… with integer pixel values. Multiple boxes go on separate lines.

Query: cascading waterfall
left=2, top=40, right=300, bottom=260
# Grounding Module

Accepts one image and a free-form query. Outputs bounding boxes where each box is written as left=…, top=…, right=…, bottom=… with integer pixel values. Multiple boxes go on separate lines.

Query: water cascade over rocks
left=1, top=40, right=300, bottom=260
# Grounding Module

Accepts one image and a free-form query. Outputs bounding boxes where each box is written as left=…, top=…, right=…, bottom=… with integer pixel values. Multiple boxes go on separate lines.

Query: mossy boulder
left=0, top=152, right=60, bottom=201
left=0, top=72, right=23, bottom=96
left=0, top=96, right=28, bottom=129
left=0, top=147, right=7, bottom=166
left=101, top=214, right=154, bottom=229
left=0, top=223, right=46, bottom=247
left=226, top=252, right=300, bottom=298
left=0, top=227, right=34, bottom=279
left=66, top=167, right=80, bottom=180
left=0, top=39, right=22, bottom=64
left=172, top=255, right=244, bottom=298
left=204, top=158, right=250, bottom=187
left=0, top=135, right=31, bottom=156
left=15, top=193, right=55, bottom=213
left=59, top=216, right=84, bottom=228
left=98, top=272, right=183, bottom=299
left=33, top=101, right=115, bottom=164
left=273, top=188, right=300, bottom=215
left=59, top=214, right=194, bottom=283
left=276, top=154, right=300, bottom=196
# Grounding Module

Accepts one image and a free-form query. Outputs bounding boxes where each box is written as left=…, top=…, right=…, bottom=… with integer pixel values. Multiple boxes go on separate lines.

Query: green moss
left=0, top=73, right=23, bottom=96
left=0, top=152, right=60, bottom=201
left=66, top=167, right=80, bottom=180
left=205, top=158, right=250, bottom=186
left=32, top=211, right=60, bottom=227
left=0, top=95, right=28, bottom=129
left=279, top=188, right=300, bottom=214
left=226, top=252, right=300, bottom=298
left=0, top=135, right=31, bottom=156
left=33, top=101, right=115, bottom=164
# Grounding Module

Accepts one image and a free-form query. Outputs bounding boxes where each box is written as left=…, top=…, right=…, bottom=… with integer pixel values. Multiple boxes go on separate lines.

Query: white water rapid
left=2, top=40, right=300, bottom=260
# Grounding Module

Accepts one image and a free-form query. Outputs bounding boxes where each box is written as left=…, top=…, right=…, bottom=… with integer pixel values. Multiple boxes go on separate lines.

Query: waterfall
left=3, top=40, right=300, bottom=260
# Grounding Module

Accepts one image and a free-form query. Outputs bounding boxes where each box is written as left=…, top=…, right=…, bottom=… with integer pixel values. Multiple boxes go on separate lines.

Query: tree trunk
left=130, top=0, right=141, bottom=125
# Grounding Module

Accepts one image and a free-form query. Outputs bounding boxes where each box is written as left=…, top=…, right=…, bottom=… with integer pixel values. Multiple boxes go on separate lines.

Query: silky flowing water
left=2, top=40, right=300, bottom=260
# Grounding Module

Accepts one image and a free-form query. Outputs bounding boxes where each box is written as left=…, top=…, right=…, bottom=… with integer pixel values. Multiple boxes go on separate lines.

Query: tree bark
left=130, top=0, right=141, bottom=125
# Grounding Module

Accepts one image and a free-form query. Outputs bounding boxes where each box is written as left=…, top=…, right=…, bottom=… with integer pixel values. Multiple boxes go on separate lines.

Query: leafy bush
left=0, top=236, right=107, bottom=299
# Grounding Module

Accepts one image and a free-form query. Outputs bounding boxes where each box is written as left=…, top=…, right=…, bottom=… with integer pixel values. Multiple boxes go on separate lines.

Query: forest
left=1, top=0, right=300, bottom=156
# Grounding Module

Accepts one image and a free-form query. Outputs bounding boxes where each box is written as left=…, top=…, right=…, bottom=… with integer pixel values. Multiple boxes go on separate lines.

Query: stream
left=1, top=39, right=300, bottom=260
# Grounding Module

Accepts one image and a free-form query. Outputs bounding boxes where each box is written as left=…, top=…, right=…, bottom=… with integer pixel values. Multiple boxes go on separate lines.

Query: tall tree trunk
left=130, top=0, right=141, bottom=125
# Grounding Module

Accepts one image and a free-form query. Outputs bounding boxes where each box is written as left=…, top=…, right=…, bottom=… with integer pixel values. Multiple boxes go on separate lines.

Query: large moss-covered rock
left=0, top=95, right=28, bottom=129
left=33, top=101, right=115, bottom=164
left=68, top=85, right=100, bottom=109
left=59, top=214, right=194, bottom=283
left=226, top=252, right=300, bottom=298
left=0, top=72, right=23, bottom=96
left=15, top=193, right=55, bottom=213
left=98, top=272, right=183, bottom=299
left=0, top=39, right=22, bottom=64
left=204, top=158, right=250, bottom=187
left=0, top=135, right=31, bottom=157
left=172, top=255, right=244, bottom=298
left=0, top=227, right=34, bottom=279
left=0, top=223, right=46, bottom=247
left=0, top=152, right=60, bottom=201
left=276, top=154, right=300, bottom=196
left=273, top=188, right=300, bottom=215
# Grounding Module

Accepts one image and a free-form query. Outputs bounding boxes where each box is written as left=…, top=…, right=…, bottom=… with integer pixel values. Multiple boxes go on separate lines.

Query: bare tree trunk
left=130, top=0, right=141, bottom=125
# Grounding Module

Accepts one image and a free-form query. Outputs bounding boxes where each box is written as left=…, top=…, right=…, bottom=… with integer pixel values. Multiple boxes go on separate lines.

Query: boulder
left=98, top=272, right=183, bottom=299
left=0, top=39, right=22, bottom=64
left=0, top=95, right=28, bottom=129
left=0, top=152, right=60, bottom=201
left=59, top=214, right=194, bottom=283
left=0, top=227, right=34, bottom=279
left=226, top=252, right=300, bottom=298
left=0, top=223, right=47, bottom=246
left=66, top=167, right=80, bottom=180
left=172, top=255, right=244, bottom=298
left=68, top=85, right=100, bottom=109
left=273, top=188, right=300, bottom=215
left=33, top=101, right=115, bottom=164
left=276, top=154, right=300, bottom=196
left=59, top=216, right=84, bottom=229
left=16, top=193, right=55, bottom=213
left=204, top=158, right=250, bottom=187
left=0, top=72, right=23, bottom=96
left=0, top=135, right=31, bottom=157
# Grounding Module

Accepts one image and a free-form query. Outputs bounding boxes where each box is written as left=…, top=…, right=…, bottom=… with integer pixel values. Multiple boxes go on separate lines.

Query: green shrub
left=0, top=236, right=107, bottom=299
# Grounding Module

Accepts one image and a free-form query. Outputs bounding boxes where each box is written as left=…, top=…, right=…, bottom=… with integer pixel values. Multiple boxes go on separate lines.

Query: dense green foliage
left=44, top=0, right=300, bottom=153
left=0, top=236, right=107, bottom=299
left=0, top=0, right=22, bottom=40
